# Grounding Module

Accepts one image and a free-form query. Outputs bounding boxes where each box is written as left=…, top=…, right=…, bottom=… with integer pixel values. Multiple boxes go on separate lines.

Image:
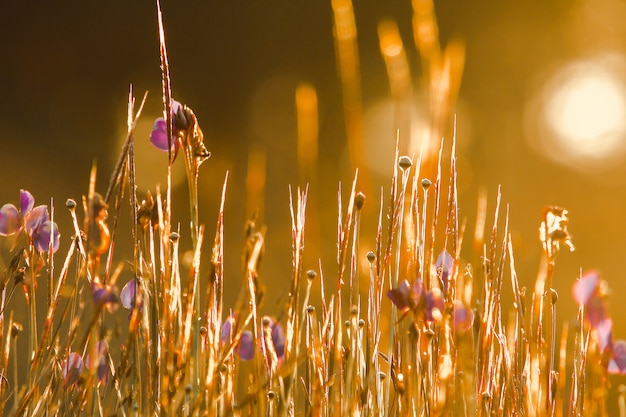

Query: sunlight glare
left=544, top=63, right=626, bottom=157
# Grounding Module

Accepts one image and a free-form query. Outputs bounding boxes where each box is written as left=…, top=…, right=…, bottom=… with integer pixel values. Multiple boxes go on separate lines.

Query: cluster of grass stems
left=0, top=1, right=623, bottom=416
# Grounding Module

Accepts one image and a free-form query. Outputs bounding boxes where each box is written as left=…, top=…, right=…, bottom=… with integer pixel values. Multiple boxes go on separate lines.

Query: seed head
left=355, top=192, right=366, bottom=210
left=398, top=156, right=412, bottom=170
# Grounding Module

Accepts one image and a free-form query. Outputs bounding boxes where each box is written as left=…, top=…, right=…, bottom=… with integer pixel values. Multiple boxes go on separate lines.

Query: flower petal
left=572, top=270, right=599, bottom=306
left=91, top=282, right=119, bottom=312
left=387, top=280, right=412, bottom=312
left=150, top=118, right=178, bottom=152
left=34, top=220, right=60, bottom=253
left=609, top=340, right=626, bottom=375
left=20, top=189, right=34, bottom=215
left=62, top=352, right=84, bottom=388
left=595, top=318, right=614, bottom=353
left=425, top=288, right=444, bottom=322
left=120, top=279, right=137, bottom=310
left=86, top=341, right=109, bottom=383
left=453, top=300, right=474, bottom=333
left=586, top=294, right=608, bottom=329
left=270, top=320, right=285, bottom=360
left=24, top=205, right=48, bottom=236
left=436, top=250, right=454, bottom=292
left=237, top=330, right=255, bottom=361
left=0, top=204, right=19, bottom=236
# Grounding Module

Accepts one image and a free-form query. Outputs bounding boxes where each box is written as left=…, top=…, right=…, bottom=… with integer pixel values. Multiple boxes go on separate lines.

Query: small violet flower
left=387, top=278, right=444, bottom=323
left=387, top=279, right=424, bottom=314
left=435, top=250, right=454, bottom=292
left=572, top=270, right=626, bottom=375
left=270, top=319, right=285, bottom=361
left=221, top=316, right=255, bottom=361
left=453, top=300, right=474, bottom=334
left=91, top=281, right=120, bottom=313
left=261, top=316, right=285, bottom=362
left=120, top=278, right=143, bottom=319
left=86, top=340, right=110, bottom=384
left=150, top=100, right=184, bottom=152
left=608, top=340, right=626, bottom=375
left=0, top=190, right=60, bottom=253
left=572, top=270, right=608, bottom=329
left=62, top=352, right=84, bottom=388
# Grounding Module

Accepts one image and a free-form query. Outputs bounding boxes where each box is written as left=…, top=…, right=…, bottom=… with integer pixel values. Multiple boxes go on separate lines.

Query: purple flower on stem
left=86, top=340, right=109, bottom=384
left=120, top=278, right=143, bottom=319
left=424, top=288, right=445, bottom=322
left=0, top=190, right=60, bottom=253
left=221, top=315, right=255, bottom=361
left=150, top=100, right=183, bottom=152
left=237, top=331, right=255, bottom=360
left=261, top=317, right=285, bottom=363
left=91, top=282, right=119, bottom=313
left=591, top=319, right=626, bottom=375
left=572, top=270, right=626, bottom=375
left=572, top=270, right=608, bottom=329
left=0, top=204, right=19, bottom=236
left=435, top=250, right=454, bottom=292
left=62, top=352, right=84, bottom=388
left=453, top=300, right=474, bottom=333
left=387, top=279, right=424, bottom=314
left=271, top=320, right=285, bottom=360
left=387, top=278, right=446, bottom=323
left=609, top=340, right=626, bottom=375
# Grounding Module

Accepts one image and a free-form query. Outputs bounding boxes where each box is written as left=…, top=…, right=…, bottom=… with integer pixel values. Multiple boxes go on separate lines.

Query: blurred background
left=1, top=0, right=626, bottom=376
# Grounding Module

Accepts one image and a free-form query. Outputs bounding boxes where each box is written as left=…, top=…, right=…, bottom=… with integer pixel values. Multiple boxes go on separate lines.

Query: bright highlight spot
left=545, top=63, right=626, bottom=156
left=525, top=55, right=626, bottom=174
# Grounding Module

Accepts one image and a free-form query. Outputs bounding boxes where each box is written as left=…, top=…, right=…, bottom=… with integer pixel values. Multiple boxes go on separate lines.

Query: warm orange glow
left=295, top=83, right=319, bottom=184
left=378, top=19, right=412, bottom=100
left=525, top=55, right=626, bottom=171
left=545, top=64, right=626, bottom=154
left=246, top=147, right=266, bottom=218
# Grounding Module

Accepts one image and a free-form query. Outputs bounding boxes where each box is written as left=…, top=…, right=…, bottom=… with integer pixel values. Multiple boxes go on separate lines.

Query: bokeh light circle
left=525, top=55, right=626, bottom=173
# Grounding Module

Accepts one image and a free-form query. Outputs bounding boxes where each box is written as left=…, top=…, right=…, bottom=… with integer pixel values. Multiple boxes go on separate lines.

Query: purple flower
left=20, top=190, right=34, bottom=214
left=91, top=282, right=119, bottom=313
left=62, top=352, right=84, bottom=388
left=120, top=278, right=143, bottom=320
left=237, top=331, right=255, bottom=360
left=609, top=340, right=626, bottom=375
left=453, top=300, right=474, bottom=333
left=596, top=318, right=614, bottom=353
left=0, top=204, right=19, bottom=236
left=150, top=100, right=183, bottom=152
left=120, top=278, right=138, bottom=309
left=32, top=220, right=60, bottom=253
left=221, top=315, right=255, bottom=361
left=387, top=278, right=446, bottom=323
left=86, top=340, right=109, bottom=384
left=271, top=320, right=285, bottom=360
left=261, top=317, right=285, bottom=362
left=572, top=270, right=608, bottom=329
left=387, top=279, right=424, bottom=313
left=0, top=190, right=60, bottom=253
left=435, top=250, right=454, bottom=292
left=572, top=271, right=626, bottom=375
left=424, top=288, right=444, bottom=322
left=572, top=270, right=599, bottom=306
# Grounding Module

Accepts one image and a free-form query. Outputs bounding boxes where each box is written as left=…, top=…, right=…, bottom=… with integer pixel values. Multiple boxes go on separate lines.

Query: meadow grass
left=0, top=1, right=623, bottom=416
